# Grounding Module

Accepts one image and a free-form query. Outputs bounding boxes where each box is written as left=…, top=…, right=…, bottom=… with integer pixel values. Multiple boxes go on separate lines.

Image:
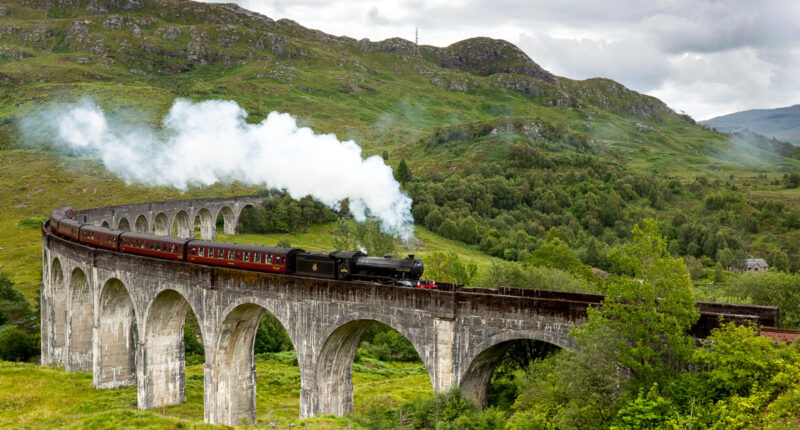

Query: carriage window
left=156, top=242, right=161, bottom=251
left=267, top=254, right=272, bottom=264
left=254, top=253, right=261, bottom=263
left=191, top=247, right=197, bottom=255
left=244, top=252, right=250, bottom=262
left=228, top=250, right=234, bottom=259
left=171, top=244, right=176, bottom=253
left=217, top=249, right=224, bottom=258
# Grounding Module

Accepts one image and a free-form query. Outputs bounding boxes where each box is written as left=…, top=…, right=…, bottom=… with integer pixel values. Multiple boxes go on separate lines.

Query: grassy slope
left=0, top=357, right=432, bottom=429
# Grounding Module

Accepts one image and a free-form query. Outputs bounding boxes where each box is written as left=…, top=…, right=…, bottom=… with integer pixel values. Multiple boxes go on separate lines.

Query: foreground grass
left=0, top=355, right=433, bottom=429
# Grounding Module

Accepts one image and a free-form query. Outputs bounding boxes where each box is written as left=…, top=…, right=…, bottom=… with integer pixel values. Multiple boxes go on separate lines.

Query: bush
left=360, top=328, right=419, bottom=362
left=18, top=217, right=47, bottom=229
left=0, top=325, right=38, bottom=362
left=477, top=261, right=595, bottom=293
left=424, top=251, right=477, bottom=285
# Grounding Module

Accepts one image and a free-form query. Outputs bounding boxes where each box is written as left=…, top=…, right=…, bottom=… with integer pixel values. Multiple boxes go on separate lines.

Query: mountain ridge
left=701, top=104, right=800, bottom=145
left=2, top=0, right=799, bottom=177
left=0, top=0, right=680, bottom=123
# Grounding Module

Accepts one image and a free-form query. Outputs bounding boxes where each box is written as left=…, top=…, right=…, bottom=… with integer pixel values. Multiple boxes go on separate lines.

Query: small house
left=745, top=258, right=769, bottom=274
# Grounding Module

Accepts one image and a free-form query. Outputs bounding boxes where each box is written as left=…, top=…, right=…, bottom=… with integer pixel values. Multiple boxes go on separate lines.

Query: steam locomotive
left=48, top=206, right=429, bottom=287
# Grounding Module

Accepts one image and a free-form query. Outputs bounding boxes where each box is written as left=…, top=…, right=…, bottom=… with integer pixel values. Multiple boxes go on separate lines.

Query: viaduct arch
left=40, top=196, right=780, bottom=426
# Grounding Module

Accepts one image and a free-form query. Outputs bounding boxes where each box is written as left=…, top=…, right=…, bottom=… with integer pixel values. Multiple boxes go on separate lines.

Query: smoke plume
left=35, top=98, right=414, bottom=238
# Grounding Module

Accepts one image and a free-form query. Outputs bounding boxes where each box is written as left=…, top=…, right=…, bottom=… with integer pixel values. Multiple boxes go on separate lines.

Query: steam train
left=47, top=206, right=429, bottom=287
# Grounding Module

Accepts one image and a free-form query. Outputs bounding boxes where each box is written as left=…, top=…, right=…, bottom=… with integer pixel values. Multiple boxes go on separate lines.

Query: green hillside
left=2, top=0, right=800, bottom=292
left=2, top=0, right=799, bottom=174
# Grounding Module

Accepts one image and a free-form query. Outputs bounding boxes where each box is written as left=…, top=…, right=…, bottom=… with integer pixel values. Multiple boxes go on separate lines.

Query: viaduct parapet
left=40, top=197, right=779, bottom=425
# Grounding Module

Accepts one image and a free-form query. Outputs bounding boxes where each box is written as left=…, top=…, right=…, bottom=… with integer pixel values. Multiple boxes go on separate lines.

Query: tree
left=331, top=218, right=358, bottom=250
left=526, top=239, right=594, bottom=281
left=714, top=262, right=725, bottom=283
left=355, top=218, right=396, bottom=256
left=0, top=272, right=34, bottom=329
left=396, top=159, right=412, bottom=184
left=575, top=218, right=699, bottom=385
left=767, top=249, right=789, bottom=272
left=254, top=313, right=293, bottom=354
left=331, top=218, right=397, bottom=256
left=785, top=172, right=800, bottom=188
left=424, top=252, right=478, bottom=285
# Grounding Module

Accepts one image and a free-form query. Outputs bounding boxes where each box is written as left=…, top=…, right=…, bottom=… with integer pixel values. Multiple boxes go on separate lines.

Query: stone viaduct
left=40, top=197, right=780, bottom=426
left=74, top=195, right=267, bottom=240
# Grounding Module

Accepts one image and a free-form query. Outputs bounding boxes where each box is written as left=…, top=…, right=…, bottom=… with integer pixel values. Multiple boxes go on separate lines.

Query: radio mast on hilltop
left=415, top=28, right=418, bottom=45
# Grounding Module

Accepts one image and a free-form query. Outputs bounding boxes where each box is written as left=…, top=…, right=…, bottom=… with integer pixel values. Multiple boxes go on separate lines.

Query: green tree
left=254, top=313, right=293, bottom=354
left=575, top=218, right=699, bottom=385
left=767, top=249, right=790, bottom=272
left=714, top=262, right=725, bottom=283
left=354, top=218, right=396, bottom=256
left=331, top=218, right=358, bottom=250
left=526, top=239, right=594, bottom=281
left=396, top=159, right=412, bottom=184
left=424, top=251, right=478, bottom=285
left=0, top=272, right=34, bottom=329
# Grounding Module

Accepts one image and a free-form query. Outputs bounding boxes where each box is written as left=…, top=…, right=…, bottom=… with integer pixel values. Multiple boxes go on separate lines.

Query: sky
left=199, top=0, right=800, bottom=121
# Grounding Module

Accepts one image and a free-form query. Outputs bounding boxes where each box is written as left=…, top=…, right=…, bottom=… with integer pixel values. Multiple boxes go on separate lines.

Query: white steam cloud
left=45, top=98, right=414, bottom=238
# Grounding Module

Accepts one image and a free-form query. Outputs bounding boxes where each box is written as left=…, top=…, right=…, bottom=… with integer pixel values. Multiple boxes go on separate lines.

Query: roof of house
left=746, top=258, right=769, bottom=269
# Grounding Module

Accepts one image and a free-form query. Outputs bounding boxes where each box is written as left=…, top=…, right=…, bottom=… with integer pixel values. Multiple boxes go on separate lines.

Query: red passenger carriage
left=186, top=241, right=300, bottom=274
left=119, top=232, right=186, bottom=261
left=79, top=224, right=121, bottom=251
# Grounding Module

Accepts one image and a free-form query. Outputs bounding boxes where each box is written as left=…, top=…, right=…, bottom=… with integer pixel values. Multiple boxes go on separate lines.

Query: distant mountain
left=701, top=105, right=800, bottom=145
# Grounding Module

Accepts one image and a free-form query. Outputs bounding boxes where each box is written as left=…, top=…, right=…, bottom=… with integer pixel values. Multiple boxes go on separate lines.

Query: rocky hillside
left=1, top=1, right=687, bottom=134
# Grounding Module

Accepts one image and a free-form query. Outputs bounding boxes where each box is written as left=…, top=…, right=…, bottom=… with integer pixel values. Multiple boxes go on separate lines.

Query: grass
left=0, top=356, right=433, bottom=429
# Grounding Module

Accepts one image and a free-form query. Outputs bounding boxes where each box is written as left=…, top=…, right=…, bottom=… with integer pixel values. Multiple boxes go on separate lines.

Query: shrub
left=18, top=217, right=47, bottom=229
left=0, top=325, right=38, bottom=362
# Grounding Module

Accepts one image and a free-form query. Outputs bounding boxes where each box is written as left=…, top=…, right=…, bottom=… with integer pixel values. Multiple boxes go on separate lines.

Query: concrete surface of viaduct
left=40, top=197, right=780, bottom=426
